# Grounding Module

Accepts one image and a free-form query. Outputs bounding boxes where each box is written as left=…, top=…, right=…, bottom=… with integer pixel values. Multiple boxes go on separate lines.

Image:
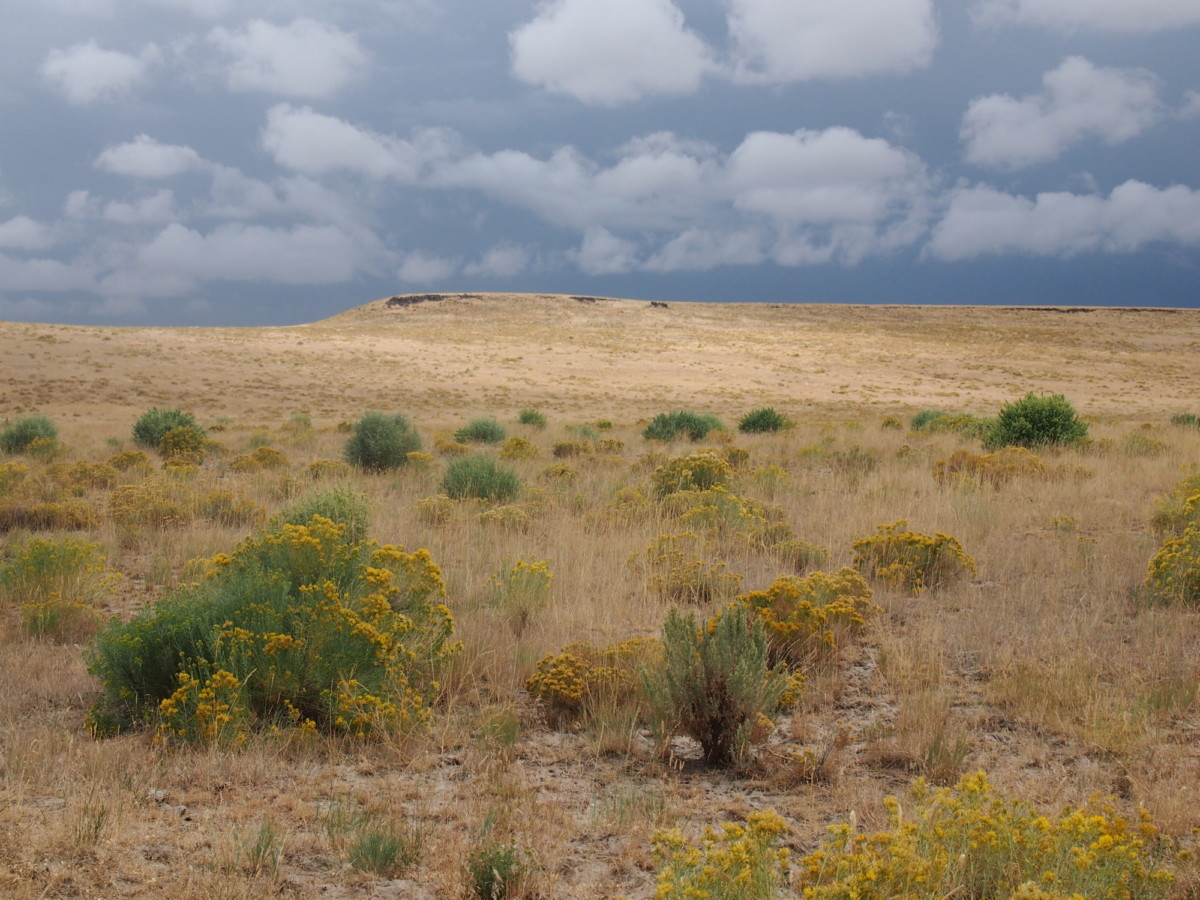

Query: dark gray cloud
left=0, top=0, right=1197, bottom=324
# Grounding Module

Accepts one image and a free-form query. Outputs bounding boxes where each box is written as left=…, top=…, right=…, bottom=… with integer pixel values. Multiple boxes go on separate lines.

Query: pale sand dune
left=2, top=293, right=1197, bottom=431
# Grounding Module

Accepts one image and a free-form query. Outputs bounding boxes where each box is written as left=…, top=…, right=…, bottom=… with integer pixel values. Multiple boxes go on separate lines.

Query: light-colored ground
left=2, top=293, right=1200, bottom=898
left=4, top=293, right=1198, bottom=431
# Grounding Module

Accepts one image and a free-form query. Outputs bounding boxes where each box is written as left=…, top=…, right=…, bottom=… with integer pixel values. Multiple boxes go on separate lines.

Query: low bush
left=1, top=536, right=116, bottom=641
left=158, top=425, right=207, bottom=463
left=197, top=489, right=266, bottom=528
left=642, top=532, right=743, bottom=605
left=344, top=412, right=421, bottom=471
left=933, top=447, right=1046, bottom=487
left=466, top=839, right=529, bottom=900
left=552, top=440, right=591, bottom=459
left=736, top=568, right=875, bottom=667
left=87, top=515, right=457, bottom=741
left=526, top=637, right=660, bottom=728
left=442, top=455, right=521, bottom=502
left=738, top=407, right=791, bottom=434
left=910, top=409, right=949, bottom=431
left=644, top=607, right=797, bottom=767
left=517, top=407, right=547, bottom=428
left=797, top=771, right=1173, bottom=900
left=852, top=520, right=976, bottom=594
left=1149, top=473, right=1200, bottom=535
left=487, top=558, right=552, bottom=637
left=1, top=415, right=58, bottom=454
left=276, top=487, right=370, bottom=545
left=651, top=451, right=733, bottom=497
left=229, top=445, right=290, bottom=473
left=652, top=809, right=790, bottom=900
left=984, top=393, right=1088, bottom=451
left=498, top=436, right=538, bottom=460
left=132, top=408, right=202, bottom=450
left=455, top=417, right=506, bottom=445
left=643, top=410, right=724, bottom=442
left=1145, top=524, right=1200, bottom=605
left=1170, top=412, right=1200, bottom=429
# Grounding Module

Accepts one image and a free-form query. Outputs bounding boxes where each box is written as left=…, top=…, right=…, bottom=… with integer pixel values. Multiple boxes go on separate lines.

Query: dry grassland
left=1, top=293, right=1199, bottom=898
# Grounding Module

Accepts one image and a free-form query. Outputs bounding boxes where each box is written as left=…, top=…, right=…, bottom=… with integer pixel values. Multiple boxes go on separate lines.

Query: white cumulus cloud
left=576, top=226, right=640, bottom=274
left=262, top=104, right=455, bottom=180
left=397, top=251, right=458, bottom=285
left=0, top=216, right=57, bottom=251
left=643, top=228, right=765, bottom=272
left=974, top=0, right=1200, bottom=33
left=209, top=18, right=368, bottom=98
left=95, top=135, right=207, bottom=178
left=727, top=0, right=937, bottom=83
left=41, top=40, right=158, bottom=104
left=962, top=57, right=1162, bottom=169
left=510, top=0, right=714, bottom=105
left=464, top=244, right=530, bottom=278
left=927, top=180, right=1200, bottom=261
left=102, top=190, right=178, bottom=224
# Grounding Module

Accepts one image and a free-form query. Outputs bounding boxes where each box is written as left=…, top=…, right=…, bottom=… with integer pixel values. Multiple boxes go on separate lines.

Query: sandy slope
left=2, top=293, right=1197, bottom=431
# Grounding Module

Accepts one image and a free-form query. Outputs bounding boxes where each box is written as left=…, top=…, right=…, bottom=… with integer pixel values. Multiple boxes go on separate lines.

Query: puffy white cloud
left=144, top=0, right=233, bottom=18
left=95, top=135, right=207, bottom=178
left=926, top=180, right=1200, bottom=261
left=576, top=227, right=640, bottom=274
left=262, top=104, right=455, bottom=180
left=0, top=216, right=56, bottom=251
left=102, top=190, right=178, bottom=224
left=962, top=57, right=1162, bottom=169
left=133, top=222, right=369, bottom=288
left=510, top=0, right=714, bottom=105
left=0, top=252, right=94, bottom=292
left=727, top=0, right=937, bottom=83
left=1180, top=90, right=1200, bottom=120
left=397, top=251, right=457, bottom=285
left=642, top=228, right=764, bottom=272
left=41, top=40, right=158, bottom=104
left=974, top=0, right=1200, bottom=33
left=209, top=18, right=368, bottom=98
left=464, top=244, right=530, bottom=278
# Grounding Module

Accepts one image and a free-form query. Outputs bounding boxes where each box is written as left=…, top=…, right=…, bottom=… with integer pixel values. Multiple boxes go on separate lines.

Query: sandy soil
left=3, top=293, right=1197, bottom=432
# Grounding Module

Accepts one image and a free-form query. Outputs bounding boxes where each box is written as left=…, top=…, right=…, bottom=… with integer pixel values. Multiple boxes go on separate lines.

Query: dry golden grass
left=2, top=293, right=1200, bottom=897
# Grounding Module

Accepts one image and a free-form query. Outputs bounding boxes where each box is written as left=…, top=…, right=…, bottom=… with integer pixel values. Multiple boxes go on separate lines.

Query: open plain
left=2, top=293, right=1200, bottom=898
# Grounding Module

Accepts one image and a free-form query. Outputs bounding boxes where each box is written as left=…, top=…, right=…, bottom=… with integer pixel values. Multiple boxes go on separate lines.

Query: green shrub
left=517, top=408, right=547, bottom=429
left=643, top=411, right=724, bottom=442
left=442, top=455, right=521, bottom=502
left=276, top=487, right=371, bottom=545
left=738, top=407, right=790, bottom=434
left=344, top=411, right=421, bottom=471
left=467, top=839, right=529, bottom=900
left=455, top=417, right=506, bottom=445
left=348, top=821, right=422, bottom=876
left=644, top=607, right=797, bottom=767
left=910, top=409, right=949, bottom=431
left=132, top=408, right=202, bottom=450
left=1, top=415, right=58, bottom=454
left=651, top=451, right=733, bottom=497
left=797, top=771, right=1173, bottom=900
left=1170, top=413, right=1200, bottom=428
left=984, top=393, right=1087, bottom=451
left=87, top=515, right=457, bottom=741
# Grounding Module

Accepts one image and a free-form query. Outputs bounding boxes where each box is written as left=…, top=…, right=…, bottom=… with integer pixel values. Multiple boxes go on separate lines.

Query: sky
left=1, top=0, right=1198, bottom=326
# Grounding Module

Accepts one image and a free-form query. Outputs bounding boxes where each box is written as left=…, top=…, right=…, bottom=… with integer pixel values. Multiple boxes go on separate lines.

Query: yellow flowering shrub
left=934, top=447, right=1046, bottom=487
left=107, top=449, right=152, bottom=473
left=197, top=488, right=267, bottom=527
left=736, top=568, right=875, bottom=667
left=487, top=557, right=552, bottom=635
left=1145, top=523, right=1200, bottom=605
left=852, top=520, right=977, bottom=594
left=641, top=532, right=743, bottom=605
left=1149, top=473, right=1200, bottom=535
left=308, top=458, right=352, bottom=479
left=652, top=809, right=791, bottom=900
left=158, top=425, right=208, bottom=464
left=1, top=536, right=116, bottom=641
left=229, top=445, right=290, bottom=473
left=88, top=515, right=458, bottom=743
left=526, top=636, right=660, bottom=728
left=651, top=450, right=733, bottom=497
left=108, top=474, right=197, bottom=540
left=799, top=771, right=1174, bottom=900
left=499, top=436, right=539, bottom=459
